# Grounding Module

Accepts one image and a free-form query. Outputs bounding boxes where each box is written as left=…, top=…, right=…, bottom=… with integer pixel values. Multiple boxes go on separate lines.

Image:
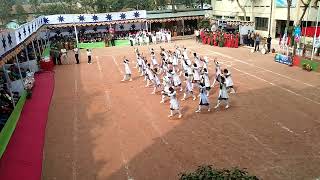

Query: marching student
left=195, top=82, right=211, bottom=113
left=145, top=63, right=154, bottom=87
left=151, top=68, right=162, bottom=94
left=165, top=87, right=182, bottom=118
left=201, top=68, right=211, bottom=96
left=151, top=51, right=158, bottom=68
left=87, top=49, right=92, bottom=64
left=202, top=56, right=209, bottom=69
left=181, top=73, right=196, bottom=101
left=121, top=58, right=132, bottom=82
left=223, top=69, right=236, bottom=93
left=192, top=63, right=201, bottom=83
left=172, top=52, right=179, bottom=72
left=169, top=69, right=183, bottom=92
left=183, top=47, right=189, bottom=60
left=160, top=75, right=172, bottom=103
left=211, top=59, right=222, bottom=87
left=214, top=76, right=230, bottom=109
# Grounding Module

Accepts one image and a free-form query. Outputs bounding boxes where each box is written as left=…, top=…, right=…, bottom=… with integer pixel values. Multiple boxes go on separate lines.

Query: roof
left=146, top=10, right=205, bottom=19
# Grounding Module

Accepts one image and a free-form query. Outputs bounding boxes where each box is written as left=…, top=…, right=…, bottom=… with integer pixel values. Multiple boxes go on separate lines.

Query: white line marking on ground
left=72, top=79, right=79, bottom=180
left=275, top=122, right=298, bottom=135
left=232, top=67, right=320, bottom=105
left=208, top=50, right=318, bottom=89
left=96, top=56, right=102, bottom=72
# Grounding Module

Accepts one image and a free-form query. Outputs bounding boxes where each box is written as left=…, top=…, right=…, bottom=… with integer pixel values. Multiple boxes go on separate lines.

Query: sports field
left=42, top=39, right=320, bottom=180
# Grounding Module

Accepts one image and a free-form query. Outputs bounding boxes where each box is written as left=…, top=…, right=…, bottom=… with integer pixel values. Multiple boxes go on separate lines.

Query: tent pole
left=311, top=6, right=320, bottom=61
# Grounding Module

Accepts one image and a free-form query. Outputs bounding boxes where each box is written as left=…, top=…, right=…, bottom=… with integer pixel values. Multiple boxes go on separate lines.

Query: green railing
left=0, top=91, right=27, bottom=159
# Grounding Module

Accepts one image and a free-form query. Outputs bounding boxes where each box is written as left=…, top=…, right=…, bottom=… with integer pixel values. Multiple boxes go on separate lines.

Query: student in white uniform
left=162, top=31, right=166, bottom=43
left=167, top=31, right=172, bottom=43
left=211, top=59, right=222, bottom=87
left=160, top=75, right=172, bottom=103
left=166, top=87, right=182, bottom=118
left=195, top=82, right=211, bottom=113
left=138, top=35, right=143, bottom=46
left=151, top=52, right=158, bottom=68
left=202, top=56, right=209, bottom=69
left=215, top=76, right=230, bottom=109
left=169, top=69, right=183, bottom=92
left=172, top=53, right=179, bottom=72
left=202, top=68, right=211, bottom=96
left=192, top=63, right=201, bottom=83
left=121, top=59, right=132, bottom=82
left=181, top=73, right=196, bottom=101
left=183, top=48, right=189, bottom=60
left=151, top=68, right=162, bottom=94
left=145, top=63, right=154, bottom=87
left=223, top=69, right=236, bottom=93
left=145, top=34, right=150, bottom=46
left=152, top=33, right=157, bottom=44
left=87, top=49, right=92, bottom=64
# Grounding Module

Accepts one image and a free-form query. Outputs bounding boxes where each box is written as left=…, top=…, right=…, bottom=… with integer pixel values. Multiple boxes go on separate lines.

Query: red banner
left=301, top=27, right=320, bottom=37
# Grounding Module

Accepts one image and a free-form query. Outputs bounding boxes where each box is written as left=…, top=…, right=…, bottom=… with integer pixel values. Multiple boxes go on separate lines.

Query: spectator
left=267, top=34, right=272, bottom=53
left=254, top=34, right=260, bottom=52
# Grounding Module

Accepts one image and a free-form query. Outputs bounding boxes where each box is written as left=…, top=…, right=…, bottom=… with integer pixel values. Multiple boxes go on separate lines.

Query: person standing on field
left=74, top=47, right=79, bottom=64
left=87, top=49, right=92, bottom=64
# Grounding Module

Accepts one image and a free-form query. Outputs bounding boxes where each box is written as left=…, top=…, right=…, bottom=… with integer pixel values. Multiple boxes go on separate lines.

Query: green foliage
left=198, top=19, right=211, bottom=29
left=179, top=165, right=259, bottom=180
left=0, top=0, right=14, bottom=24
left=15, top=4, right=28, bottom=24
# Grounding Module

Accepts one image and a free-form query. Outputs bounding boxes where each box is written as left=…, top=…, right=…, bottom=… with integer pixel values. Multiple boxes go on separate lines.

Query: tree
left=30, top=0, right=40, bottom=15
left=235, top=0, right=247, bottom=20
left=298, top=0, right=312, bottom=26
left=15, top=4, right=28, bottom=24
left=171, top=0, right=176, bottom=12
left=0, top=0, right=14, bottom=24
left=286, top=0, right=292, bottom=31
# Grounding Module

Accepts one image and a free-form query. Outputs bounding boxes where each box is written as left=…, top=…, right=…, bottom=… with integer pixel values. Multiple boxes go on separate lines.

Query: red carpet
left=0, top=72, right=54, bottom=180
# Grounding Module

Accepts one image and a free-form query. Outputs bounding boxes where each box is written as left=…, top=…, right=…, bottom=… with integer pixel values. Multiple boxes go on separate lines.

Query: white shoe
left=178, top=114, right=182, bottom=118
left=181, top=98, right=185, bottom=101
left=225, top=105, right=229, bottom=109
left=129, top=79, right=132, bottom=82
left=214, top=105, right=219, bottom=109
left=121, top=79, right=125, bottom=82
left=208, top=108, right=211, bottom=112
left=195, top=110, right=201, bottom=113
left=160, top=100, right=164, bottom=103
left=168, top=114, right=173, bottom=117
left=193, top=97, right=197, bottom=101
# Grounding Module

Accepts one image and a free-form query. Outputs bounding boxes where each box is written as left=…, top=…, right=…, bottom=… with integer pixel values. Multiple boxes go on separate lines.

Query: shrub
left=179, top=165, right=259, bottom=180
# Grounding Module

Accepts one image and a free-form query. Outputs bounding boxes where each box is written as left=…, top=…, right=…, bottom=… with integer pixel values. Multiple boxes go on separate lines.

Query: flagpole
left=311, top=6, right=320, bottom=61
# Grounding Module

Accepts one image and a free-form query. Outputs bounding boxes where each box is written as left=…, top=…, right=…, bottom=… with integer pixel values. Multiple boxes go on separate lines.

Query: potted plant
left=179, top=165, right=259, bottom=180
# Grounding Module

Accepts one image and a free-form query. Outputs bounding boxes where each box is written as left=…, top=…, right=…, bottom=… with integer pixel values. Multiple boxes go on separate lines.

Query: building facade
left=211, top=0, right=319, bottom=38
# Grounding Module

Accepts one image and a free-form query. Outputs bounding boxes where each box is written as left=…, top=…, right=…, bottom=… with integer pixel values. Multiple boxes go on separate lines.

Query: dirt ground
left=42, top=39, right=320, bottom=180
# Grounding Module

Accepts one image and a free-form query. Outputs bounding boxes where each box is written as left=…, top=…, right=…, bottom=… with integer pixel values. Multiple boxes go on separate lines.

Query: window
left=255, top=17, right=268, bottom=31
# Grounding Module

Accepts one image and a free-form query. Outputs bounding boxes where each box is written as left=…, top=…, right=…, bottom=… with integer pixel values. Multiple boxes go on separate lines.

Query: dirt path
left=43, top=40, right=320, bottom=180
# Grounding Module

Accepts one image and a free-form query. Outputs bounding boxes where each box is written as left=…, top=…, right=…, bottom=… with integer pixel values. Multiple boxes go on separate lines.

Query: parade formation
left=120, top=43, right=235, bottom=118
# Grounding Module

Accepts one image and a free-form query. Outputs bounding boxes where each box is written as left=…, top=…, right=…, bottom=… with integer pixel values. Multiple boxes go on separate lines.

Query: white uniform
left=185, top=77, right=193, bottom=93
left=203, top=57, right=209, bottom=69
left=168, top=91, right=179, bottom=110
left=124, top=63, right=131, bottom=75
left=203, top=72, right=210, bottom=88
left=172, top=56, right=178, bottom=66
left=146, top=67, right=154, bottom=80
left=225, top=73, right=234, bottom=87
left=151, top=56, right=158, bottom=66
left=199, top=85, right=210, bottom=105
left=167, top=32, right=172, bottom=43
left=183, top=50, right=189, bottom=60
left=152, top=35, right=157, bottom=44
left=172, top=72, right=181, bottom=86
left=218, top=82, right=229, bottom=100
left=153, top=74, right=161, bottom=86
left=193, top=66, right=200, bottom=81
